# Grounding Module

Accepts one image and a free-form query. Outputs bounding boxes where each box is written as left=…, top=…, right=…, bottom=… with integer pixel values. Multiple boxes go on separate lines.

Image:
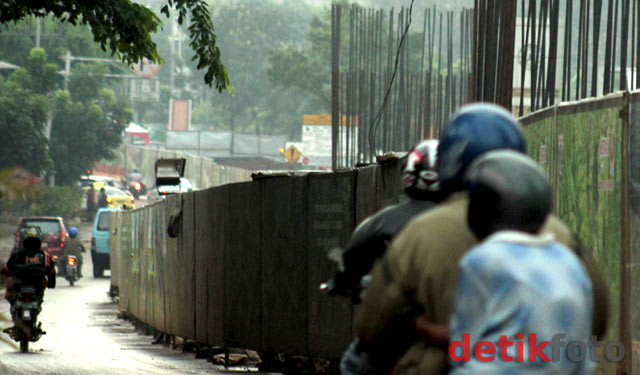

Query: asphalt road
left=0, top=223, right=242, bottom=375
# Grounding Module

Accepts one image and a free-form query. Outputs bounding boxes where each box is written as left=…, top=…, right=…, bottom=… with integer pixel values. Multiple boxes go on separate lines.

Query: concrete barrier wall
left=109, top=159, right=402, bottom=359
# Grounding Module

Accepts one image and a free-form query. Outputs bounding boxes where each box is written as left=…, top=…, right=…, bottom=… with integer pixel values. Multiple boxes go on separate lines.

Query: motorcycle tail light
left=134, top=182, right=141, bottom=191
left=68, top=258, right=76, bottom=266
left=60, top=242, right=64, bottom=247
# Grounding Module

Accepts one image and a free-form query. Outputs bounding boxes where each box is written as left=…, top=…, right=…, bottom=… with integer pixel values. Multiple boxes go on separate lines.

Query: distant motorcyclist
left=126, top=168, right=147, bottom=197
left=2, top=227, right=56, bottom=304
left=127, top=168, right=145, bottom=189
left=61, top=227, right=85, bottom=278
left=128, top=168, right=143, bottom=183
left=97, top=187, right=108, bottom=208
left=324, top=140, right=443, bottom=375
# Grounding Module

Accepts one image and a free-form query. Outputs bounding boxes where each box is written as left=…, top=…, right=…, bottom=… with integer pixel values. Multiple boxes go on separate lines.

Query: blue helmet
left=69, top=226, right=78, bottom=238
left=436, top=103, right=526, bottom=192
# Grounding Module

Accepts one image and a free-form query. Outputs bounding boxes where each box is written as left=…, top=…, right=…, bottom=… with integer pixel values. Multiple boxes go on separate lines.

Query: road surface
left=0, top=223, right=242, bottom=375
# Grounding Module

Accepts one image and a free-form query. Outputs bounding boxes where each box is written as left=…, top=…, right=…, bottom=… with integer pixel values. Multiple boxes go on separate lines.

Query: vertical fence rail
left=330, top=3, right=474, bottom=169
left=516, top=0, right=640, bottom=115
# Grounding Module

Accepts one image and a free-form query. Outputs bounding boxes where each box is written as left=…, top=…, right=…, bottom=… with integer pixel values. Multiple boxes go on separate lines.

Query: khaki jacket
left=356, top=192, right=609, bottom=375
left=63, top=238, right=85, bottom=261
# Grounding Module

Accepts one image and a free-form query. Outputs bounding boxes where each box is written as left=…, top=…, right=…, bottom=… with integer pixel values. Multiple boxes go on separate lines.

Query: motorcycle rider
left=1, top=227, right=56, bottom=305
left=10, top=226, right=42, bottom=256
left=86, top=187, right=97, bottom=220
left=97, top=187, right=109, bottom=208
left=325, top=140, right=443, bottom=375
left=327, top=139, right=442, bottom=300
left=61, top=226, right=85, bottom=278
left=128, top=168, right=143, bottom=183
left=415, top=150, right=594, bottom=374
left=127, top=168, right=146, bottom=197
left=355, top=103, right=609, bottom=375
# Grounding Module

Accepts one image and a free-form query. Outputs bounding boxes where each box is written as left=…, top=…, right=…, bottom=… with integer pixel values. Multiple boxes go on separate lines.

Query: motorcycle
left=128, top=180, right=147, bottom=199
left=319, top=247, right=372, bottom=304
left=2, top=266, right=46, bottom=352
left=65, top=255, right=79, bottom=286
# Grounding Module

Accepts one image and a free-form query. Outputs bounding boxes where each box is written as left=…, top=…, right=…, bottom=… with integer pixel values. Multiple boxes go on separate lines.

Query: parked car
left=91, top=208, right=119, bottom=277
left=79, top=175, right=126, bottom=191
left=103, top=186, right=135, bottom=210
left=80, top=175, right=129, bottom=210
left=14, top=217, right=68, bottom=260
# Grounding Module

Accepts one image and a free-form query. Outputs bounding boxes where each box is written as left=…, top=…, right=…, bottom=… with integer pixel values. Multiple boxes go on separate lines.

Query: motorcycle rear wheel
left=20, top=339, right=28, bottom=353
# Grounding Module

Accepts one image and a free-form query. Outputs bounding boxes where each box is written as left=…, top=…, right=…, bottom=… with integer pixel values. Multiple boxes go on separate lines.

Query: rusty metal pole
left=566, top=0, right=574, bottom=99
left=530, top=0, right=539, bottom=110
left=612, top=0, right=619, bottom=92
left=545, top=0, right=560, bottom=107
left=575, top=0, right=584, bottom=99
left=636, top=0, right=640, bottom=88
left=580, top=0, right=590, bottom=99
left=331, top=4, right=341, bottom=171
left=502, top=0, right=518, bottom=111
left=621, top=0, right=631, bottom=90
left=604, top=0, right=614, bottom=94
left=592, top=0, right=604, bottom=96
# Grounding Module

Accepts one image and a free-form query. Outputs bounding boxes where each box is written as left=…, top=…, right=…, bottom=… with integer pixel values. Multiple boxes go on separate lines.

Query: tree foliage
left=0, top=16, right=109, bottom=68
left=0, top=47, right=132, bottom=186
left=32, top=185, right=82, bottom=219
left=50, top=65, right=132, bottom=185
left=268, top=14, right=332, bottom=112
left=136, top=0, right=323, bottom=138
left=0, top=0, right=229, bottom=91
left=0, top=51, right=52, bottom=175
left=267, top=1, right=458, bottom=122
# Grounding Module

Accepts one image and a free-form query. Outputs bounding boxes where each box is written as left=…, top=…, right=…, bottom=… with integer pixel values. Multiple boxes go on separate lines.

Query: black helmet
left=402, top=139, right=439, bottom=198
left=465, top=150, right=552, bottom=240
left=23, top=237, right=41, bottom=250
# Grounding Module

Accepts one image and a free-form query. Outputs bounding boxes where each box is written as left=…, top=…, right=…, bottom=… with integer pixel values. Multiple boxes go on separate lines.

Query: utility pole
left=169, top=15, right=184, bottom=99
left=45, top=117, right=55, bottom=186
left=60, top=51, right=138, bottom=87
left=35, top=18, right=41, bottom=48
left=64, top=51, right=71, bottom=89
left=170, top=17, right=176, bottom=98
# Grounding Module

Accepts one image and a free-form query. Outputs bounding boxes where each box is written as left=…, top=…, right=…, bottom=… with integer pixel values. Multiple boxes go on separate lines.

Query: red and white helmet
left=402, top=139, right=439, bottom=195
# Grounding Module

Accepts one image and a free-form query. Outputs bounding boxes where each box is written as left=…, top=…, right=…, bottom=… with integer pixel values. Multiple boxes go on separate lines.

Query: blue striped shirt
left=449, top=231, right=594, bottom=375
